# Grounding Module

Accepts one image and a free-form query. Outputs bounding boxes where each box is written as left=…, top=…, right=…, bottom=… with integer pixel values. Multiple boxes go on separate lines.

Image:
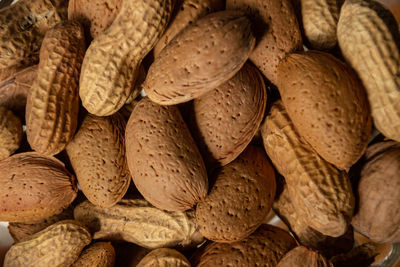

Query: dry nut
left=72, top=242, right=115, bottom=267
left=276, top=246, right=333, bottom=267
left=137, top=248, right=190, bottom=267
left=0, top=106, right=22, bottom=160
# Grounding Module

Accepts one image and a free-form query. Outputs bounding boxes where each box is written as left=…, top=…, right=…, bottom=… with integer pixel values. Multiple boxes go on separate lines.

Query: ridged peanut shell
left=277, top=246, right=333, bottom=267
left=0, top=152, right=77, bottom=223
left=0, top=107, right=22, bottom=160
left=26, top=20, right=85, bottom=156
left=137, top=248, right=190, bottom=267
left=4, top=220, right=91, bottom=267
left=79, top=0, right=174, bottom=116
left=66, top=113, right=130, bottom=208
left=262, top=100, right=354, bottom=237
left=277, top=51, right=371, bottom=170
left=144, top=10, right=255, bottom=105
left=125, top=98, right=208, bottom=211
left=196, top=145, right=276, bottom=242
left=188, top=62, right=266, bottom=167
left=338, top=0, right=400, bottom=141
left=72, top=242, right=115, bottom=267
left=74, top=199, right=204, bottom=249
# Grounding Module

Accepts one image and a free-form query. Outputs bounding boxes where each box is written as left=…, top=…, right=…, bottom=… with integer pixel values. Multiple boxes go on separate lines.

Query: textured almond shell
left=188, top=62, right=266, bottom=167
left=66, top=113, right=130, bottom=208
left=26, top=21, right=85, bottom=156
left=79, top=0, right=174, bottom=116
left=226, top=0, right=303, bottom=85
left=125, top=98, right=208, bottom=211
left=337, top=0, right=400, bottom=141
left=72, top=242, right=115, bottom=267
left=137, top=248, right=190, bottom=267
left=0, top=107, right=22, bottom=160
left=277, top=246, right=333, bottom=267
left=144, top=10, right=255, bottom=105
left=0, top=152, right=77, bottom=223
left=261, top=100, right=354, bottom=237
left=196, top=145, right=276, bottom=243
left=153, top=0, right=225, bottom=57
left=277, top=51, right=371, bottom=170
left=74, top=199, right=204, bottom=249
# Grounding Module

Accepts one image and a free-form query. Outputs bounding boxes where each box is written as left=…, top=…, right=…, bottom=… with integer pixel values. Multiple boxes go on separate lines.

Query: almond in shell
left=72, top=242, right=115, bottom=267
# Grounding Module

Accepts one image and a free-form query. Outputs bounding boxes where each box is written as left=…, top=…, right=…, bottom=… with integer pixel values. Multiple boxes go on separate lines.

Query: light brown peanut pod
left=72, top=242, right=115, bottom=267
left=79, top=0, right=174, bottom=116
left=4, top=220, right=91, bottom=267
left=0, top=106, right=22, bottom=160
left=26, top=21, right=85, bottom=156
left=74, top=199, right=204, bottom=250
left=261, top=100, right=354, bottom=237
left=0, top=0, right=68, bottom=68
left=137, top=248, right=190, bottom=267
left=277, top=246, right=333, bottom=267
left=338, top=0, right=400, bottom=141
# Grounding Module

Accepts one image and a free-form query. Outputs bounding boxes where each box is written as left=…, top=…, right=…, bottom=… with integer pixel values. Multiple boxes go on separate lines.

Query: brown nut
left=0, top=106, right=22, bottom=160
left=72, top=242, right=115, bottom=267
left=137, top=248, right=190, bottom=267
left=277, top=246, right=333, bottom=267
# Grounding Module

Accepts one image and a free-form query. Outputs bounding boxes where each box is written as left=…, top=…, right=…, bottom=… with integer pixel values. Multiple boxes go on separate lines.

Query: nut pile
left=0, top=0, right=399, bottom=266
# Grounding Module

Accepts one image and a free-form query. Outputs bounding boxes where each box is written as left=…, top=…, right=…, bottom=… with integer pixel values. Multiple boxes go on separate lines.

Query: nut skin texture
left=26, top=21, right=86, bottom=156
left=125, top=98, right=208, bottom=211
left=261, top=100, right=354, bottom=237
left=144, top=10, right=256, bottom=105
left=79, top=0, right=174, bottom=116
left=338, top=0, right=400, bottom=142
left=66, top=113, right=131, bottom=208
left=71, top=242, right=115, bottom=267
left=194, top=224, right=296, bottom=267
left=188, top=62, right=266, bottom=168
left=74, top=199, right=204, bottom=249
left=277, top=51, right=371, bottom=170
left=137, top=248, right=190, bottom=267
left=196, top=145, right=276, bottom=243
left=153, top=0, right=225, bottom=57
left=352, top=141, right=400, bottom=243
left=226, top=0, right=303, bottom=85
left=0, top=107, right=22, bottom=160
left=0, top=152, right=77, bottom=223
left=4, top=220, right=91, bottom=267
left=276, top=246, right=333, bottom=267
left=0, top=0, right=68, bottom=68
left=301, top=0, right=343, bottom=50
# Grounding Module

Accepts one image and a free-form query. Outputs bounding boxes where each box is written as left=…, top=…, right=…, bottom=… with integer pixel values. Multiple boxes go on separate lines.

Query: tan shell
left=0, top=107, right=22, bottom=160
left=72, top=242, right=115, bottom=267
left=277, top=51, right=371, bottom=170
left=188, top=62, right=266, bottom=168
left=144, top=10, right=255, bottom=105
left=153, top=0, right=225, bottom=57
left=66, top=113, right=130, bottom=208
left=0, top=65, right=25, bottom=83
left=352, top=141, right=400, bottom=243
left=4, top=220, right=91, bottom=267
left=338, top=0, right=400, bottom=141
left=68, top=0, right=122, bottom=39
left=74, top=199, right=204, bottom=249
left=262, top=100, right=354, bottom=237
left=125, top=98, right=208, bottom=211
left=137, top=248, right=190, bottom=267
left=226, top=0, right=303, bottom=85
left=125, top=64, right=146, bottom=105
left=277, top=246, right=333, bottom=267
left=196, top=145, right=276, bottom=243
left=0, top=152, right=77, bottom=223
left=194, top=224, right=296, bottom=266
left=79, top=0, right=174, bottom=116
left=26, top=21, right=85, bottom=156
left=0, top=0, right=68, bottom=68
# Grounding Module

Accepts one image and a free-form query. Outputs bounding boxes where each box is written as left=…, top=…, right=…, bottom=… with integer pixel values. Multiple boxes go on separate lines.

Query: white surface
left=0, top=222, right=13, bottom=246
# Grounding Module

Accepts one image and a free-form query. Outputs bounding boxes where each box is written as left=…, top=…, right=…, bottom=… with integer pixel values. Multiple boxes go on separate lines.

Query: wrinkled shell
left=352, top=141, right=400, bottom=243
left=74, top=199, right=204, bottom=249
left=226, top=0, right=303, bottom=85
left=277, top=51, right=371, bottom=170
left=194, top=224, right=296, bottom=266
left=79, top=0, right=174, bottom=116
left=66, top=113, right=130, bottom=208
left=144, top=10, right=255, bottom=105
left=338, top=0, right=400, bottom=141
left=0, top=152, right=77, bottom=223
left=277, top=246, right=333, bottom=267
left=125, top=98, right=208, bottom=211
left=188, top=62, right=266, bottom=168
left=26, top=21, right=85, bottom=156
left=0, top=107, right=22, bottom=160
left=153, top=0, right=225, bottom=57
left=262, top=100, right=354, bottom=237
left=196, top=145, right=276, bottom=242
left=4, top=220, right=91, bottom=267
left=72, top=242, right=115, bottom=267
left=137, top=248, right=190, bottom=267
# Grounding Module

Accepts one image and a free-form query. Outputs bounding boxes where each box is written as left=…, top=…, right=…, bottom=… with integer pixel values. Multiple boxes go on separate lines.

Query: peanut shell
left=72, top=242, right=115, bottom=267
left=0, top=106, right=22, bottom=160
left=277, top=246, right=333, bottom=267
left=137, top=248, right=190, bottom=267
